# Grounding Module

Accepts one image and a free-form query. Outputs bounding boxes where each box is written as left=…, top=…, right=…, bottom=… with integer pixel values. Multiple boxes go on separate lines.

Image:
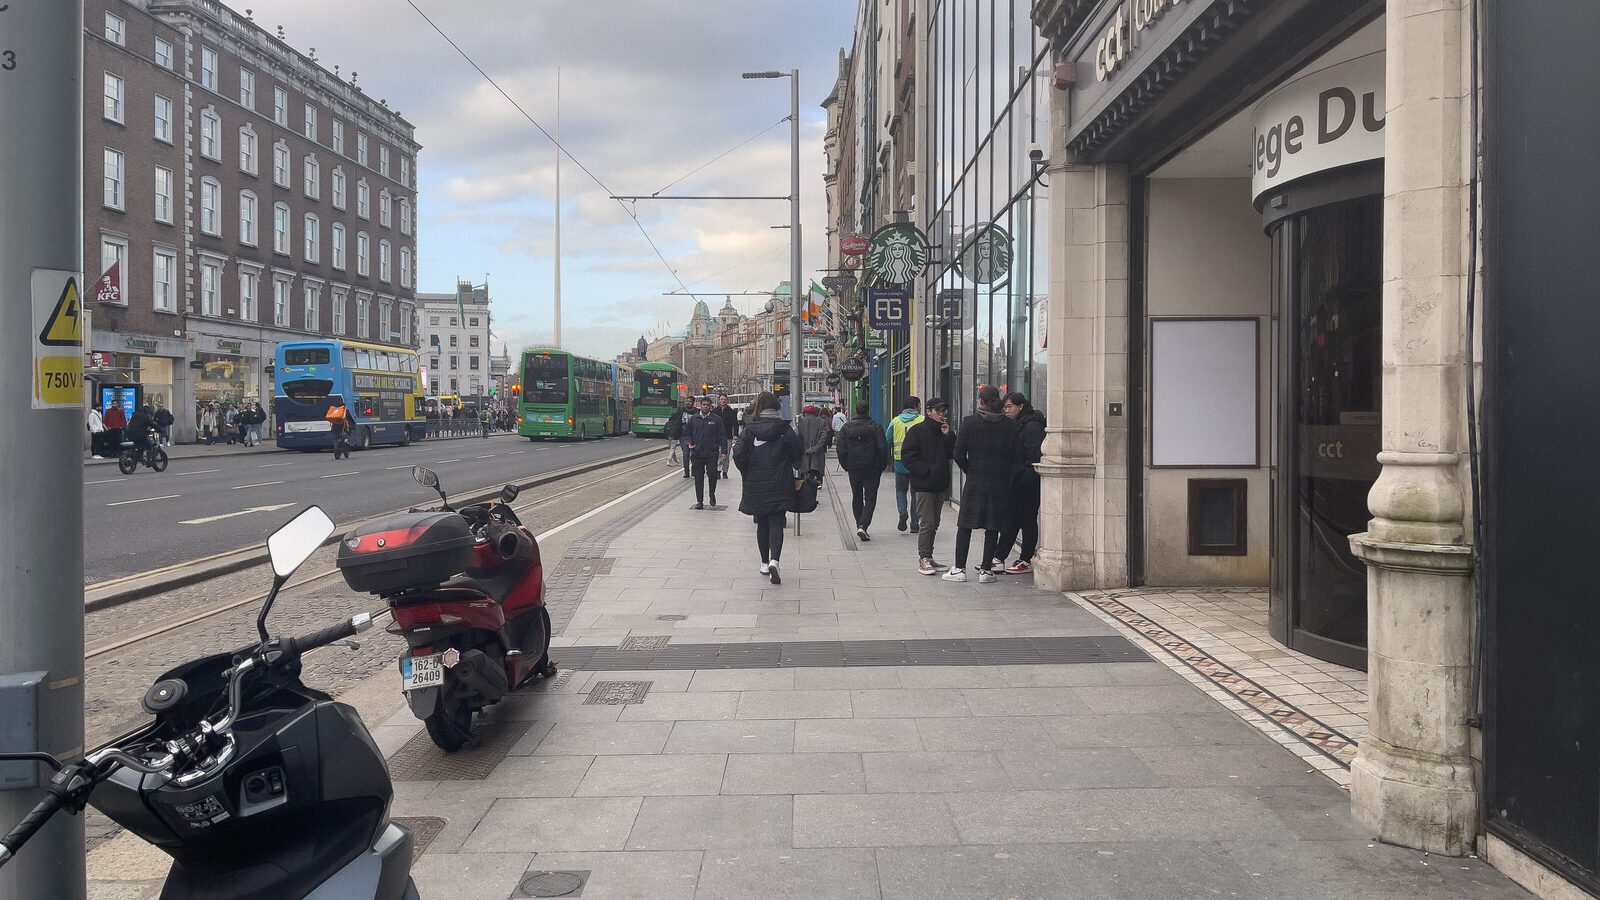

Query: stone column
left=1348, top=0, right=1478, bottom=856
left=1035, top=147, right=1131, bottom=592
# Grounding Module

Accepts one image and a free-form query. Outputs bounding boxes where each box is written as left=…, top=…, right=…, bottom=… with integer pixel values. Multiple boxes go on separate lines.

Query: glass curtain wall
left=927, top=0, right=1051, bottom=426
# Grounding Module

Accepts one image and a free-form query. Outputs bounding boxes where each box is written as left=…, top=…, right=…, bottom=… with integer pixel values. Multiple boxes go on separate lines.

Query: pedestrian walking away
left=714, top=393, right=739, bottom=478
left=887, top=397, right=924, bottom=534
left=830, top=405, right=848, bottom=437
left=835, top=400, right=889, bottom=542
left=326, top=400, right=353, bottom=460
left=665, top=400, right=691, bottom=474
left=733, top=391, right=802, bottom=585
left=946, top=385, right=1021, bottom=583
left=795, top=404, right=830, bottom=477
left=992, top=391, right=1046, bottom=574
left=686, top=396, right=730, bottom=509
left=153, top=403, right=175, bottom=447
left=900, top=397, right=956, bottom=575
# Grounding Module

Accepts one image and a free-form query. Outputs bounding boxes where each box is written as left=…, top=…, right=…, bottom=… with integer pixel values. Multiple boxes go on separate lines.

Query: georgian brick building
left=84, top=0, right=419, bottom=441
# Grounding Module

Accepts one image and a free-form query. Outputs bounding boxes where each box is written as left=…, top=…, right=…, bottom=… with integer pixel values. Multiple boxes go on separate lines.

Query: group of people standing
left=197, top=401, right=267, bottom=446
left=839, top=388, right=1046, bottom=581
left=88, top=402, right=175, bottom=457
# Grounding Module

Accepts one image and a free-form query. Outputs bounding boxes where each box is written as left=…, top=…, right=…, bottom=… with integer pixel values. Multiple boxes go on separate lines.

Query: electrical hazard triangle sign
left=38, top=278, right=82, bottom=346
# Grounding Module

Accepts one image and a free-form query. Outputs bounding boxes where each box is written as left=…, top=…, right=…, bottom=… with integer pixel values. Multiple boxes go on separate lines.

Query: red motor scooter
left=337, top=466, right=557, bottom=751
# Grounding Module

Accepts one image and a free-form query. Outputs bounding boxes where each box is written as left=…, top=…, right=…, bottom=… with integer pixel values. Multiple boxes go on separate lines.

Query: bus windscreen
left=637, top=371, right=676, bottom=402
left=523, top=354, right=569, bottom=405
left=282, top=379, right=334, bottom=400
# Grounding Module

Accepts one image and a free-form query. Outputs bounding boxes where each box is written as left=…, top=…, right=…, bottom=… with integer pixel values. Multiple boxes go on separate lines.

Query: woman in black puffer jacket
left=993, top=392, right=1046, bottom=573
left=948, top=385, right=1020, bottom=582
left=733, top=391, right=803, bottom=585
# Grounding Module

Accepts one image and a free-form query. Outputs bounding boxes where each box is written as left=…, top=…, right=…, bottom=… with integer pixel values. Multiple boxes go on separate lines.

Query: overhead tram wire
left=401, top=0, right=697, bottom=298
left=652, top=117, right=790, bottom=198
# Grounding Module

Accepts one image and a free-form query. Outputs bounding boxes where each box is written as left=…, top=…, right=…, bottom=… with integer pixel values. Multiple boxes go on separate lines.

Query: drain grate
left=515, top=870, right=589, bottom=898
left=583, top=680, right=652, bottom=705
left=387, top=719, right=533, bottom=781
left=618, top=635, right=671, bottom=651
left=656, top=614, right=688, bottom=622
left=553, top=634, right=1148, bottom=671
left=553, top=557, right=614, bottom=577
left=392, top=816, right=446, bottom=860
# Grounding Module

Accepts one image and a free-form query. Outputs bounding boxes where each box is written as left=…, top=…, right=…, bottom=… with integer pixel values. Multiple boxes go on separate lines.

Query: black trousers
left=954, top=528, right=1001, bottom=571
left=692, top=457, right=719, bottom=504
left=847, top=469, right=880, bottom=530
left=754, top=511, right=786, bottom=562
left=994, top=473, right=1042, bottom=563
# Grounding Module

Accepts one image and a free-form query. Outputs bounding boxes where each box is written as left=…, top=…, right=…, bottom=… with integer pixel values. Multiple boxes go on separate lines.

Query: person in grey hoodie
left=886, top=397, right=925, bottom=534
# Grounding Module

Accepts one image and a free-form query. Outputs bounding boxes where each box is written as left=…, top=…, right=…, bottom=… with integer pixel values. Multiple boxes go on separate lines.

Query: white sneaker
left=977, top=569, right=997, bottom=584
left=941, top=567, right=967, bottom=583
left=768, top=559, right=781, bottom=585
left=759, top=562, right=771, bottom=575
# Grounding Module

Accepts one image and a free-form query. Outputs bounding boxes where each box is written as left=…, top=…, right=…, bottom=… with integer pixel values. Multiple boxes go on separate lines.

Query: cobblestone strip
left=1075, top=590, right=1359, bottom=777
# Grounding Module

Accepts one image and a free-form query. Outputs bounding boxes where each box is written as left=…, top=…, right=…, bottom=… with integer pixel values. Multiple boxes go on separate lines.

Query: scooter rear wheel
left=424, top=697, right=473, bottom=752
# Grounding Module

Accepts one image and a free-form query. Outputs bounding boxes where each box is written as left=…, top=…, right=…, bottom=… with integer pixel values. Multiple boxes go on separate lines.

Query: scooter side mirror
left=501, top=483, right=520, bottom=504
left=267, top=505, right=335, bottom=579
left=412, top=466, right=439, bottom=489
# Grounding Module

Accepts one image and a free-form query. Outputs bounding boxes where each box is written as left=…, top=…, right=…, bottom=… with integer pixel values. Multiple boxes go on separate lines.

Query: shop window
left=1188, top=479, right=1247, bottom=556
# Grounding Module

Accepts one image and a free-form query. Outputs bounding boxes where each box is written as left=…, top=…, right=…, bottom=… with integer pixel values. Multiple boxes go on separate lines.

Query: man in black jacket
left=900, top=397, right=956, bottom=574
left=685, top=396, right=730, bottom=509
left=835, top=401, right=890, bottom=541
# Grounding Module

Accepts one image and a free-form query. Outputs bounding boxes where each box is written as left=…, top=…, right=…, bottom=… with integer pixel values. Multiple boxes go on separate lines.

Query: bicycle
left=116, top=431, right=168, bottom=475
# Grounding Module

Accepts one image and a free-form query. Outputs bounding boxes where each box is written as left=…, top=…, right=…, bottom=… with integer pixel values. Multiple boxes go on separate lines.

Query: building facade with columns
left=1020, top=0, right=1599, bottom=895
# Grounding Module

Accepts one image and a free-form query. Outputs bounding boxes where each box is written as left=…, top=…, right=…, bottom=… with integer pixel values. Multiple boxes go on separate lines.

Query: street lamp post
left=742, top=69, right=801, bottom=415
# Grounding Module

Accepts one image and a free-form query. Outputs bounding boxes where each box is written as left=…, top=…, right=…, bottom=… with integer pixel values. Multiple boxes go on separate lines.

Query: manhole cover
left=516, top=870, right=589, bottom=898
left=583, top=680, right=652, bottom=705
left=387, top=719, right=533, bottom=781
left=656, top=615, right=687, bottom=622
left=618, top=635, right=670, bottom=651
left=392, top=816, right=446, bottom=860
left=553, top=557, right=614, bottom=577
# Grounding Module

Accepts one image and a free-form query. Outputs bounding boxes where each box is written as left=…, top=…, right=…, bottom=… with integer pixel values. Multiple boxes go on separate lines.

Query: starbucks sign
left=955, top=224, right=1013, bottom=285
left=866, top=223, right=929, bottom=286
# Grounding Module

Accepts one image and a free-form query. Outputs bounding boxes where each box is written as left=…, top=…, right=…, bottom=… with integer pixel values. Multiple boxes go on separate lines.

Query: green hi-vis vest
left=889, top=414, right=924, bottom=461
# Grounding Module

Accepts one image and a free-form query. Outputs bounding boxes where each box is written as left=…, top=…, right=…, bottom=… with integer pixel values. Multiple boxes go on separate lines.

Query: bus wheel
left=360, top=427, right=372, bottom=450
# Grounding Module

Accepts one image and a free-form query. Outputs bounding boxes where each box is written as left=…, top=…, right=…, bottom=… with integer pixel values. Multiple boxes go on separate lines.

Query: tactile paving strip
left=553, top=634, right=1146, bottom=670
left=392, top=816, right=446, bottom=860
left=386, top=718, right=534, bottom=781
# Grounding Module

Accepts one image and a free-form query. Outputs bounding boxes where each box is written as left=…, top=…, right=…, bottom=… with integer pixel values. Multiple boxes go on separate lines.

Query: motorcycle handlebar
left=283, top=612, right=373, bottom=659
left=0, top=768, right=80, bottom=867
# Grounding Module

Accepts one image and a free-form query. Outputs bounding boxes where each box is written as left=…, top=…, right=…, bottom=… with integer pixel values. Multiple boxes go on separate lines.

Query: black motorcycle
left=0, top=506, right=418, bottom=900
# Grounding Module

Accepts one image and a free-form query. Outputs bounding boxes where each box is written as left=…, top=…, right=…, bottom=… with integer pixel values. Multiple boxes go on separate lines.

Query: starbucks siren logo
left=867, top=223, right=929, bottom=286
left=956, top=223, right=1013, bottom=285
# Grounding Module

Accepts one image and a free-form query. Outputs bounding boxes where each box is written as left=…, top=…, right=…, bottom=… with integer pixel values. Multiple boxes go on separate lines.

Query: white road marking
left=86, top=478, right=125, bottom=485
left=475, top=454, right=495, bottom=459
left=258, top=462, right=294, bottom=468
left=175, top=469, right=221, bottom=476
left=230, top=481, right=284, bottom=490
left=180, top=503, right=294, bottom=525
left=108, top=495, right=180, bottom=507
left=320, top=471, right=358, bottom=479
left=385, top=464, right=415, bottom=470
left=435, top=458, right=461, bottom=464
left=534, top=472, right=678, bottom=541
left=508, top=450, right=527, bottom=455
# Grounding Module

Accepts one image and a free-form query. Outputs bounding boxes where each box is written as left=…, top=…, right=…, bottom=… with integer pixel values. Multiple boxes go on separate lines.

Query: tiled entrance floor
left=1074, top=588, right=1367, bottom=786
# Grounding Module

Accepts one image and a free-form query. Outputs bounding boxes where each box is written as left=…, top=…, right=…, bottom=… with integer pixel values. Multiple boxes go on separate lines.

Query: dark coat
left=685, top=412, right=729, bottom=460
left=664, top=408, right=688, bottom=440
left=901, top=418, right=956, bottom=493
left=795, top=414, right=830, bottom=475
left=714, top=405, right=738, bottom=439
left=1014, top=408, right=1046, bottom=481
left=953, top=410, right=1021, bottom=530
left=836, top=415, right=889, bottom=474
left=733, top=413, right=803, bottom=516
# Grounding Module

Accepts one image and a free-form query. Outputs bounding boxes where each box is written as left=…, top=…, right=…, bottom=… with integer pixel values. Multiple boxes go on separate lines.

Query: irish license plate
left=399, top=653, right=444, bottom=691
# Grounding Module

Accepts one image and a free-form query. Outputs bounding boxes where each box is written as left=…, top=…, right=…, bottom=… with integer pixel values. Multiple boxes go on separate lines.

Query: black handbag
left=791, top=469, right=822, bottom=513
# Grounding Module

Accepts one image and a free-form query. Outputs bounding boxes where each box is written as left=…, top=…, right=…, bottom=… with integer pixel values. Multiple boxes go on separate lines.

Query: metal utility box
left=0, top=672, right=46, bottom=790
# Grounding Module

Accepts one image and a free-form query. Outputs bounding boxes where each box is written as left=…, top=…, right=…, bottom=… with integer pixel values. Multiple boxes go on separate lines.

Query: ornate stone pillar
left=1035, top=146, right=1131, bottom=592
left=1348, top=0, right=1478, bottom=856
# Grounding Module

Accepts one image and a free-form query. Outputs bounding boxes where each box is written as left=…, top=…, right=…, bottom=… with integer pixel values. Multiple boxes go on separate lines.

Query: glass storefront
left=927, top=0, right=1051, bottom=424
left=193, top=351, right=259, bottom=408
left=1269, top=191, right=1383, bottom=669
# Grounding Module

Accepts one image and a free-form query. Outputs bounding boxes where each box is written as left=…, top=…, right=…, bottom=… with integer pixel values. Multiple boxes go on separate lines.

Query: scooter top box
left=337, top=511, right=474, bottom=595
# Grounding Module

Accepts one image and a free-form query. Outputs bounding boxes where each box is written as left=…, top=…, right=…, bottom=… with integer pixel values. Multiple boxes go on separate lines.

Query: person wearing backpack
left=326, top=401, right=353, bottom=459
left=836, top=401, right=890, bottom=542
left=153, top=403, right=176, bottom=447
left=733, top=391, right=803, bottom=585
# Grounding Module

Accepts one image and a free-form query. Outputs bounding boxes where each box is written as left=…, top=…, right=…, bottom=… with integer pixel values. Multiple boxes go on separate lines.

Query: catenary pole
left=554, top=67, right=562, bottom=349
left=789, top=69, right=802, bottom=413
left=0, top=2, right=88, bottom=898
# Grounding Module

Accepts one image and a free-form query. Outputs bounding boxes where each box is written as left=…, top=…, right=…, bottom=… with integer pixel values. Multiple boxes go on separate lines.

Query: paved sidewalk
left=84, top=459, right=1525, bottom=899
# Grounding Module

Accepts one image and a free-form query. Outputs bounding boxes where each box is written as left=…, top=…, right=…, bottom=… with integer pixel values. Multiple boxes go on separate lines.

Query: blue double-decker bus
left=274, top=339, right=425, bottom=451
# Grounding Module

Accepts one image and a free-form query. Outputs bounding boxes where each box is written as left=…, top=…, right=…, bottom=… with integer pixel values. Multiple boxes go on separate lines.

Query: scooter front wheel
left=423, top=697, right=473, bottom=752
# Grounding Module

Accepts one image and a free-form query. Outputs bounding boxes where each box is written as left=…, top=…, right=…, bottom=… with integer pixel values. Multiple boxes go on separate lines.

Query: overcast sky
left=258, top=0, right=857, bottom=360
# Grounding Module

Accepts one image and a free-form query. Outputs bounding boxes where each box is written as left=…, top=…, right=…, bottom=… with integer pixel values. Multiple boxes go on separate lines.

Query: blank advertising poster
left=1151, top=318, right=1258, bottom=466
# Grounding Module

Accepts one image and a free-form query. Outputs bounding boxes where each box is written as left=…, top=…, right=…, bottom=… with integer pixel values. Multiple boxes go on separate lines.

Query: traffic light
left=489, top=386, right=497, bottom=397
left=701, top=383, right=711, bottom=393
left=512, top=384, right=522, bottom=396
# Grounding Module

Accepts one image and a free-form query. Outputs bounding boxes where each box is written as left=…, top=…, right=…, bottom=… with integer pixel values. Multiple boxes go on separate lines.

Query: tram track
left=84, top=455, right=671, bottom=661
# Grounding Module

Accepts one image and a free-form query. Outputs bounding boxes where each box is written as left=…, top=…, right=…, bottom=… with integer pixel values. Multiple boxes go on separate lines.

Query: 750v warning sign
left=32, top=269, right=84, bottom=410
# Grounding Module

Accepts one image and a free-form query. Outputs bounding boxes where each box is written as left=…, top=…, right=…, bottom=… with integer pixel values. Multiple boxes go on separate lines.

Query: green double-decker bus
left=518, top=348, right=611, bottom=440
left=630, top=361, right=684, bottom=436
